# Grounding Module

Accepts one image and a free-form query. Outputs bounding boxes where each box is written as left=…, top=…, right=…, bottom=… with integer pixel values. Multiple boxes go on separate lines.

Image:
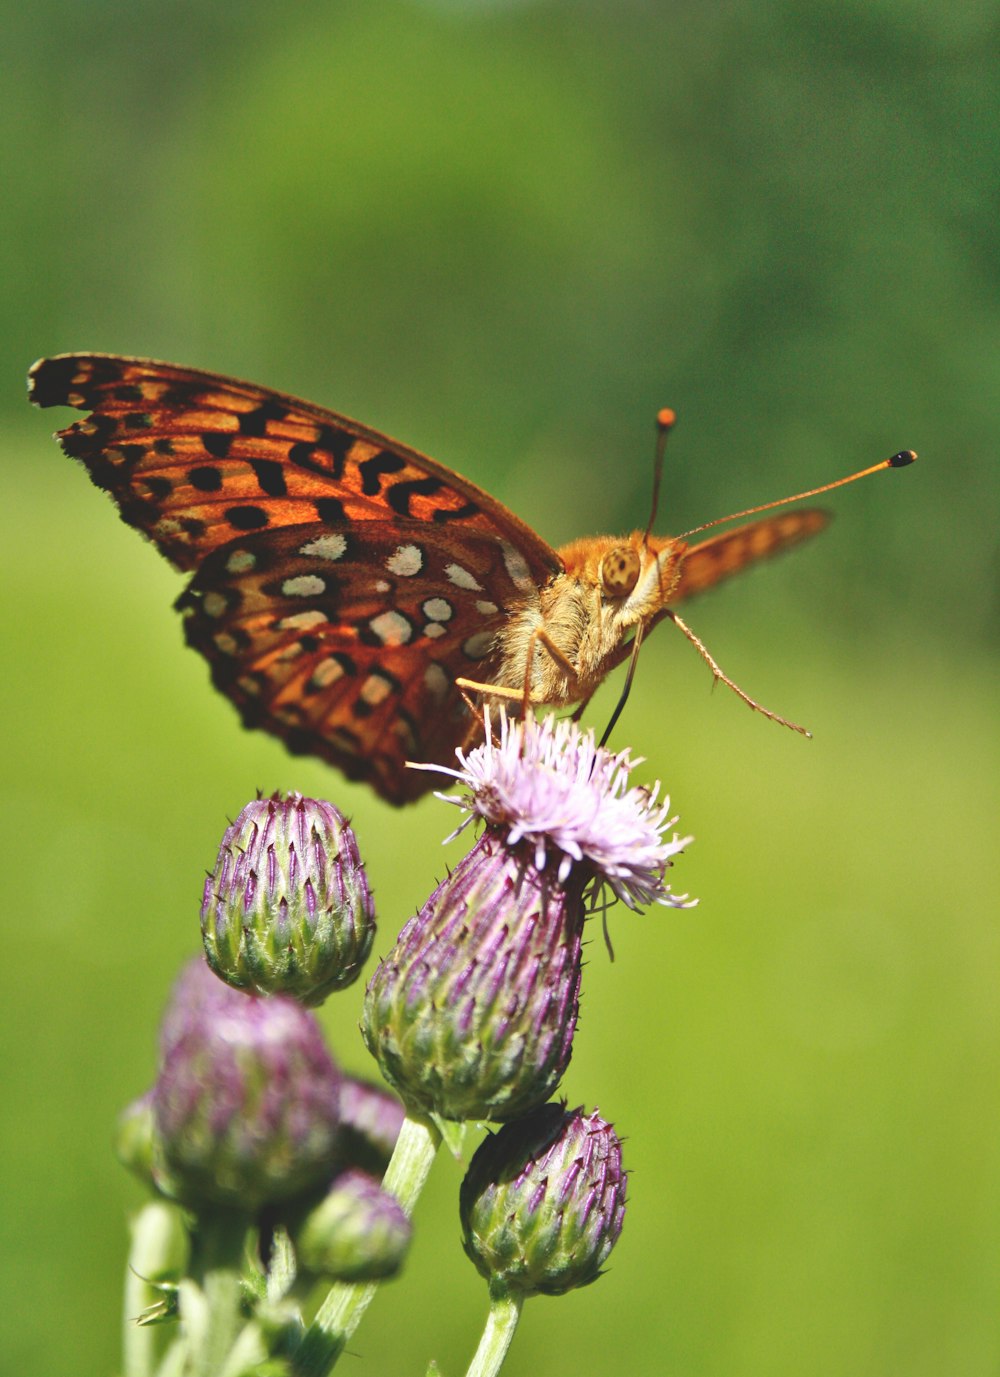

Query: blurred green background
left=3, top=2, right=997, bottom=1374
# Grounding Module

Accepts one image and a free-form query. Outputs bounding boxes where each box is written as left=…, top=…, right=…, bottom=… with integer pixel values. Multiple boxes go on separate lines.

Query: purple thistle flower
left=460, top=1102, right=627, bottom=1298
left=201, top=792, right=375, bottom=1006
left=150, top=959, right=343, bottom=1211
left=363, top=712, right=694, bottom=1123
left=419, top=709, right=694, bottom=911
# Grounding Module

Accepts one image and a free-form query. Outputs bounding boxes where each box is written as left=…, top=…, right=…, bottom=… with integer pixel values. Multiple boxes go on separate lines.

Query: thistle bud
left=115, top=1091, right=156, bottom=1185
left=337, top=1075, right=406, bottom=1177
left=201, top=793, right=375, bottom=1006
left=150, top=959, right=342, bottom=1211
left=363, top=711, right=693, bottom=1124
left=460, top=1103, right=627, bottom=1298
left=295, top=1168, right=411, bottom=1281
left=363, top=832, right=584, bottom=1123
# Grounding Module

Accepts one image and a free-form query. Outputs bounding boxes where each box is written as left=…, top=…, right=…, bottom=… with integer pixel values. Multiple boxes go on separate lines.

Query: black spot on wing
left=248, top=459, right=287, bottom=498
left=60, top=413, right=118, bottom=460
left=28, top=355, right=80, bottom=407
left=189, top=465, right=223, bottom=492
left=315, top=497, right=346, bottom=524
left=289, top=426, right=352, bottom=480
left=432, top=501, right=479, bottom=524
left=237, top=397, right=288, bottom=437
left=226, top=504, right=269, bottom=530
left=359, top=451, right=406, bottom=496
left=385, top=476, right=443, bottom=516
left=202, top=432, right=234, bottom=459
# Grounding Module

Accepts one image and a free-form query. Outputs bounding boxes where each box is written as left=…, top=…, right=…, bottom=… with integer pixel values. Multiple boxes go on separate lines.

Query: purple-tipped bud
left=201, top=793, right=375, bottom=1006
left=337, top=1076, right=406, bottom=1177
left=362, top=830, right=585, bottom=1123
left=295, top=1168, right=411, bottom=1281
left=460, top=1103, right=627, bottom=1298
left=150, top=959, right=342, bottom=1211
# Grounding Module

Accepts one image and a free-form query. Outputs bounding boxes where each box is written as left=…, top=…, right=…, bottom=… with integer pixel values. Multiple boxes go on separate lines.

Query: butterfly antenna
left=643, top=408, right=677, bottom=547
left=676, top=449, right=916, bottom=541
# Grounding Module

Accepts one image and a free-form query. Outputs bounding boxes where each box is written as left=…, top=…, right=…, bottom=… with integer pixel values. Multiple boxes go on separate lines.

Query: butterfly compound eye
left=599, top=546, right=641, bottom=597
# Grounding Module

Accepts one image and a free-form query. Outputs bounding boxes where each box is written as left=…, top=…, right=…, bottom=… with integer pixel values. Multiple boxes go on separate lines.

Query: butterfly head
left=558, top=531, right=686, bottom=628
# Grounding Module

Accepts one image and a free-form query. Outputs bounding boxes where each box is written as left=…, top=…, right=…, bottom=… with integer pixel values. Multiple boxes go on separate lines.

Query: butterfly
left=29, top=354, right=914, bottom=804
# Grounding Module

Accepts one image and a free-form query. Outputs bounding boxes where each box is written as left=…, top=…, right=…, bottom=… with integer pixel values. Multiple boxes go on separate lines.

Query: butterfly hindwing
left=178, top=521, right=520, bottom=803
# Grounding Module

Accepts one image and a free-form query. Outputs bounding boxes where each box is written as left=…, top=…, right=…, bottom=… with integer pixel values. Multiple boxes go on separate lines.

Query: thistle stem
left=188, top=1211, right=251, bottom=1377
left=464, top=1293, right=523, bottom=1377
left=122, top=1201, right=187, bottom=1377
left=293, top=1113, right=441, bottom=1376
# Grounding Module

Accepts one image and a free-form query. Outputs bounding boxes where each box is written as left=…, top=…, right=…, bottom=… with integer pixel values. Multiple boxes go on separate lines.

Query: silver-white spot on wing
left=422, top=597, right=454, bottom=622
left=387, top=544, right=424, bottom=577
left=300, top=533, right=348, bottom=561
left=445, top=562, right=483, bottom=592
left=203, top=591, right=228, bottom=619
left=310, top=657, right=347, bottom=689
left=360, top=673, right=394, bottom=708
left=423, top=662, right=450, bottom=704
left=462, top=631, right=494, bottom=660
left=368, top=610, right=413, bottom=647
left=226, top=548, right=257, bottom=574
left=282, top=574, right=326, bottom=598
left=278, top=609, right=328, bottom=632
left=501, top=542, right=534, bottom=593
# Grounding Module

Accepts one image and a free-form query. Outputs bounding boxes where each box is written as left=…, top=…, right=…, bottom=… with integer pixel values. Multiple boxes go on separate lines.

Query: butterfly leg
left=664, top=610, right=812, bottom=737
left=522, top=625, right=579, bottom=708
left=455, top=678, right=541, bottom=703
left=570, top=692, right=595, bottom=723
left=456, top=628, right=579, bottom=709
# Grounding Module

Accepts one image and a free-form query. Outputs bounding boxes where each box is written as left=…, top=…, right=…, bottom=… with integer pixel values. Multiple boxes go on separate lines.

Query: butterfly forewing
left=673, top=509, right=830, bottom=602
left=28, top=354, right=559, bottom=574
left=30, top=353, right=562, bottom=803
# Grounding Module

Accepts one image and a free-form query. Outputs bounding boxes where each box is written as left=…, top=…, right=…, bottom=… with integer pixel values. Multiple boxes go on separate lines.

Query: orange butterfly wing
left=672, top=509, right=830, bottom=603
left=29, top=353, right=562, bottom=804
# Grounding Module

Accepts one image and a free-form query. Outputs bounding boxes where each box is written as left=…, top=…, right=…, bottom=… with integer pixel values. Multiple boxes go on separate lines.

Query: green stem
left=122, top=1200, right=188, bottom=1377
left=188, top=1210, right=251, bottom=1377
left=293, top=1113, right=441, bottom=1377
left=464, top=1293, right=523, bottom=1377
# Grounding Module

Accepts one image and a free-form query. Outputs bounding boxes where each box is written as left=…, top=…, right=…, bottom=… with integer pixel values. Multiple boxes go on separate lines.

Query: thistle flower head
left=425, top=709, right=694, bottom=911
left=201, top=792, right=375, bottom=1006
left=460, top=1102, right=627, bottom=1298
left=151, top=959, right=343, bottom=1211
